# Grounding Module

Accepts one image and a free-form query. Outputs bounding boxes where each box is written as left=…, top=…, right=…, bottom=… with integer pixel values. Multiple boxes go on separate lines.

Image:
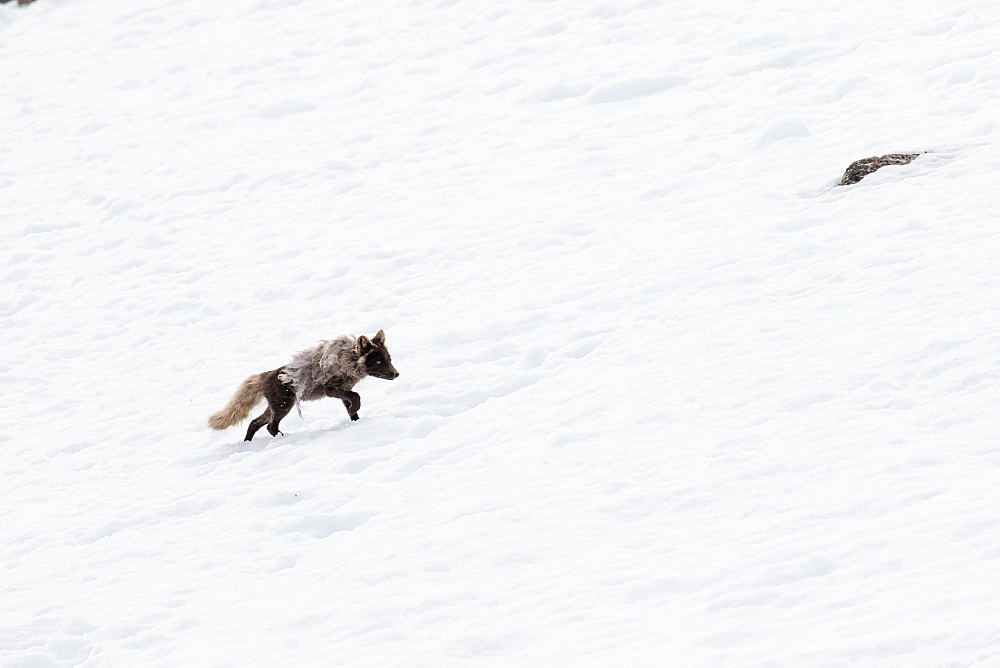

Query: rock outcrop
left=839, top=153, right=920, bottom=186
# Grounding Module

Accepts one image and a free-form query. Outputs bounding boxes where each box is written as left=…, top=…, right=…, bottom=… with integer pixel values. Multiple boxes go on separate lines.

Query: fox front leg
left=325, top=386, right=362, bottom=421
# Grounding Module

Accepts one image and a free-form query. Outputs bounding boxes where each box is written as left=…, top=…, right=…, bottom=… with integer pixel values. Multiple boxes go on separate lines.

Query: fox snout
left=370, top=365, right=399, bottom=380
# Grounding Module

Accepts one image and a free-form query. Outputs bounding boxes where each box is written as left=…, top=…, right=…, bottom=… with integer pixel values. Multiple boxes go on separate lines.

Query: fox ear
left=356, top=335, right=372, bottom=354
left=372, top=329, right=385, bottom=346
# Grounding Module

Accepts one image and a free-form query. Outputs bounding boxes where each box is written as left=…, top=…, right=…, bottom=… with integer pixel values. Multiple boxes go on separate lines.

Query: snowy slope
left=3, top=0, right=1000, bottom=664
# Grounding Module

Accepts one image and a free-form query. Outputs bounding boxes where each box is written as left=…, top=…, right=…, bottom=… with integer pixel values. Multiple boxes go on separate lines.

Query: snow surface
left=3, top=0, right=1000, bottom=664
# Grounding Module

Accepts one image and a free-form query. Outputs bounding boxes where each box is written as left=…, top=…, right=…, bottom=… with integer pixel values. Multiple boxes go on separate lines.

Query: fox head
left=356, top=329, right=399, bottom=380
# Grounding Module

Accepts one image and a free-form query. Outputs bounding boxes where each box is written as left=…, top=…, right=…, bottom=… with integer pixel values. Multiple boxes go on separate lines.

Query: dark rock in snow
left=839, top=153, right=920, bottom=186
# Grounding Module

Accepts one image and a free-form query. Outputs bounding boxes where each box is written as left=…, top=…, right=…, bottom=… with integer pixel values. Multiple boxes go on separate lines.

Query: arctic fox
left=208, top=330, right=399, bottom=441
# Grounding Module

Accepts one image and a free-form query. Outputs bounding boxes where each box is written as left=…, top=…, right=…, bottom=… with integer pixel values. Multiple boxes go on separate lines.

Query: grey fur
left=279, top=336, right=367, bottom=402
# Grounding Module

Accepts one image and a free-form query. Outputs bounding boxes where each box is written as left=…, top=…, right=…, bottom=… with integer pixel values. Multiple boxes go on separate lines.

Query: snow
left=3, top=0, right=1000, bottom=664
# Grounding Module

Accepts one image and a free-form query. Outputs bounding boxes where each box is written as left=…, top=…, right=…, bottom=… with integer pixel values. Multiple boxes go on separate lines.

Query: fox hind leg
left=267, top=401, right=293, bottom=436
left=245, top=408, right=272, bottom=441
left=241, top=369, right=298, bottom=441
left=266, top=381, right=297, bottom=436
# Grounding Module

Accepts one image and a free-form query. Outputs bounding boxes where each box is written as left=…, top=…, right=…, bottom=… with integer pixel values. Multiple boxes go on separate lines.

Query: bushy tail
left=208, top=373, right=266, bottom=430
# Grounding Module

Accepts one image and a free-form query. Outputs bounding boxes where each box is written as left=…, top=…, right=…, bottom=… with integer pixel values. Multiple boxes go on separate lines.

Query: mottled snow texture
left=3, top=0, right=1000, bottom=665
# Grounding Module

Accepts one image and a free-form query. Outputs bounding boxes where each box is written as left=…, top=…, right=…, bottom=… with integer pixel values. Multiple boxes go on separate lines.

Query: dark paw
left=350, top=413, right=360, bottom=421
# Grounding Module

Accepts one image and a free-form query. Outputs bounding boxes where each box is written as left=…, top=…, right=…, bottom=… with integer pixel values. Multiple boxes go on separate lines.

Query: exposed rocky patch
left=839, top=153, right=920, bottom=186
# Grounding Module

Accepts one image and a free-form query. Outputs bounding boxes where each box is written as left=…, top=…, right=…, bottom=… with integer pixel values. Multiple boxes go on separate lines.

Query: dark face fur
left=358, top=330, right=399, bottom=380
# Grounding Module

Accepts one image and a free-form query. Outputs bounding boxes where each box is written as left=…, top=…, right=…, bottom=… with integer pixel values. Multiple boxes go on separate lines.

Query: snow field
left=3, top=0, right=1000, bottom=664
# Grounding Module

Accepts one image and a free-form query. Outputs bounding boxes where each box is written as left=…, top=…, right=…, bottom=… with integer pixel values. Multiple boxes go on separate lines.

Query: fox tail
left=208, top=373, right=266, bottom=430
